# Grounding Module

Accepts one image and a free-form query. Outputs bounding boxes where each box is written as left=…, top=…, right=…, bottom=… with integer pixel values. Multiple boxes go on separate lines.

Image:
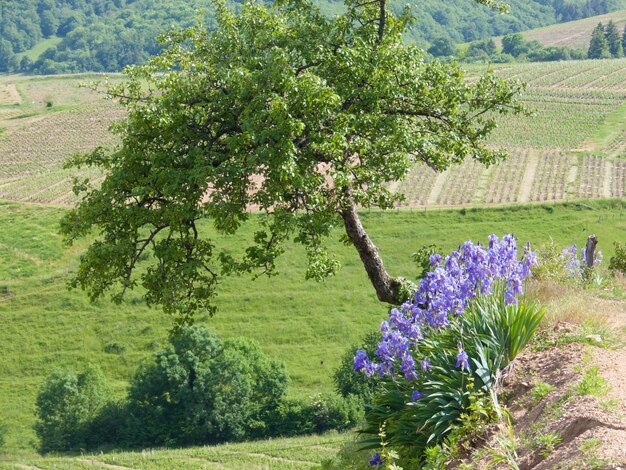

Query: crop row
left=395, top=164, right=437, bottom=206
left=393, top=151, right=623, bottom=207
left=577, top=155, right=607, bottom=199
left=530, top=149, right=570, bottom=201
left=487, top=95, right=619, bottom=149
left=483, top=150, right=528, bottom=203
left=436, top=159, right=485, bottom=206
left=0, top=105, right=122, bottom=178
left=0, top=152, right=622, bottom=208
left=469, top=59, right=626, bottom=92
left=0, top=166, right=101, bottom=204
left=614, top=160, right=626, bottom=198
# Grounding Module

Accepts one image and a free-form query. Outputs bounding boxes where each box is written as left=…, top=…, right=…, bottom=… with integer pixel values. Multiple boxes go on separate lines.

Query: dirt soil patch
left=457, top=326, right=626, bottom=469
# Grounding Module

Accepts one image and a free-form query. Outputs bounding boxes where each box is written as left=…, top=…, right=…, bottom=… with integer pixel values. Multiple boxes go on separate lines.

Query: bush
left=269, top=394, right=363, bottom=437
left=351, top=235, right=542, bottom=466
left=533, top=240, right=602, bottom=283
left=126, top=326, right=288, bottom=446
left=35, top=365, right=110, bottom=452
left=84, top=400, right=135, bottom=449
left=359, top=291, right=544, bottom=465
left=306, top=393, right=363, bottom=433
left=609, top=241, right=626, bottom=274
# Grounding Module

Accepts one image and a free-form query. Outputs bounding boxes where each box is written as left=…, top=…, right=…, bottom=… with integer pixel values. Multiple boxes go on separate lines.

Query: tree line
left=35, top=327, right=364, bottom=452
left=430, top=18, right=626, bottom=64
left=588, top=19, right=626, bottom=58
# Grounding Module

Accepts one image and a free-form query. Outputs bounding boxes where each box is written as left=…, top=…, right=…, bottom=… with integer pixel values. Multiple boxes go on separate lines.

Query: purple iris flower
left=369, top=452, right=383, bottom=466
left=456, top=347, right=470, bottom=371
left=353, top=349, right=368, bottom=371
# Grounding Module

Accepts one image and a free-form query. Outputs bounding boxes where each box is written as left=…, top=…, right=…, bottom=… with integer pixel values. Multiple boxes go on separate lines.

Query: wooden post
left=585, top=235, right=598, bottom=269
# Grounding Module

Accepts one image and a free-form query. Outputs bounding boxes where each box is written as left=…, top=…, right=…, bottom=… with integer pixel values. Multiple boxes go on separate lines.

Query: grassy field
left=517, top=9, right=626, bottom=50
left=14, top=37, right=63, bottom=62
left=0, top=432, right=351, bottom=469
left=0, top=199, right=625, bottom=456
left=0, top=432, right=349, bottom=469
left=2, top=58, right=626, bottom=208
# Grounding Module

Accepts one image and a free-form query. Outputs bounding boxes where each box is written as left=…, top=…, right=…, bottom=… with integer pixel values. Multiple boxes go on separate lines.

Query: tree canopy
left=588, top=22, right=612, bottom=59
left=61, top=0, right=524, bottom=321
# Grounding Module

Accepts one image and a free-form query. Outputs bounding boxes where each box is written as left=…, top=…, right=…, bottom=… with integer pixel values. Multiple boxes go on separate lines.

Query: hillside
left=518, top=8, right=626, bottom=49
left=1, top=2, right=626, bottom=466
left=2, top=58, right=626, bottom=209
left=0, top=200, right=624, bottom=455
left=1, top=0, right=626, bottom=74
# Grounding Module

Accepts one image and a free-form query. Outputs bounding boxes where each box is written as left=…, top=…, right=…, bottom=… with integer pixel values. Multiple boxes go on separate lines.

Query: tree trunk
left=340, top=187, right=402, bottom=305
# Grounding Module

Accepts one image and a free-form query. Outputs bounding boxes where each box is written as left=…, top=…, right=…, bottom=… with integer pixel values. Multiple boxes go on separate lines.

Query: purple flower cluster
left=354, top=234, right=537, bottom=381
left=562, top=244, right=603, bottom=277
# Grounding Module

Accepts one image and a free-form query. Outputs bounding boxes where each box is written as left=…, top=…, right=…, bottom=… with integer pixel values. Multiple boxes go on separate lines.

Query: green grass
left=0, top=432, right=348, bottom=469
left=0, top=199, right=625, bottom=456
left=531, top=381, right=556, bottom=405
left=15, top=37, right=63, bottom=62
left=572, top=365, right=610, bottom=397
left=588, top=99, right=626, bottom=153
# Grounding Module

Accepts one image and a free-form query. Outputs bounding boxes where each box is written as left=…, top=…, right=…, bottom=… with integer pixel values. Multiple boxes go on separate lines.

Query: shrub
left=306, top=393, right=363, bottom=433
left=609, top=241, right=626, bottom=274
left=126, top=326, right=288, bottom=446
left=269, top=394, right=363, bottom=437
left=533, top=239, right=602, bottom=283
left=35, top=365, right=110, bottom=452
left=103, top=341, right=126, bottom=354
left=353, top=235, right=542, bottom=465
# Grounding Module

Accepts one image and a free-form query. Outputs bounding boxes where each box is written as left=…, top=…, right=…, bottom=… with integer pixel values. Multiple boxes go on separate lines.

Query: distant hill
left=1, top=0, right=626, bottom=74
left=516, top=8, right=626, bottom=49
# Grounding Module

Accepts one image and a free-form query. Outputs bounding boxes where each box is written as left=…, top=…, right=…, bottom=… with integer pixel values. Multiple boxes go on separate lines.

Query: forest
left=0, top=0, right=624, bottom=73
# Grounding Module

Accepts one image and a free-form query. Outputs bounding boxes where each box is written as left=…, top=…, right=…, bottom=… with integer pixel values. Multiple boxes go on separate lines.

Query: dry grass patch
left=526, top=279, right=626, bottom=333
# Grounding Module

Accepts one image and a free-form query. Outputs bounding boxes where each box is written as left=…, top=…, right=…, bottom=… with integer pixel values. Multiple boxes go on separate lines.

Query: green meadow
left=0, top=432, right=348, bottom=469
left=0, top=198, right=625, bottom=457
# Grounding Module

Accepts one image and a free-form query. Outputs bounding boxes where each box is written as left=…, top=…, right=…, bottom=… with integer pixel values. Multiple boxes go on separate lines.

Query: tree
left=19, top=55, right=33, bottom=72
left=427, top=36, right=457, bottom=57
left=588, top=22, right=611, bottom=59
left=605, top=20, right=623, bottom=57
left=501, top=33, right=528, bottom=57
left=61, top=0, right=523, bottom=319
left=40, top=10, right=60, bottom=37
left=466, top=38, right=497, bottom=58
left=34, top=365, right=109, bottom=452
left=0, top=39, right=15, bottom=72
left=126, top=326, right=288, bottom=445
